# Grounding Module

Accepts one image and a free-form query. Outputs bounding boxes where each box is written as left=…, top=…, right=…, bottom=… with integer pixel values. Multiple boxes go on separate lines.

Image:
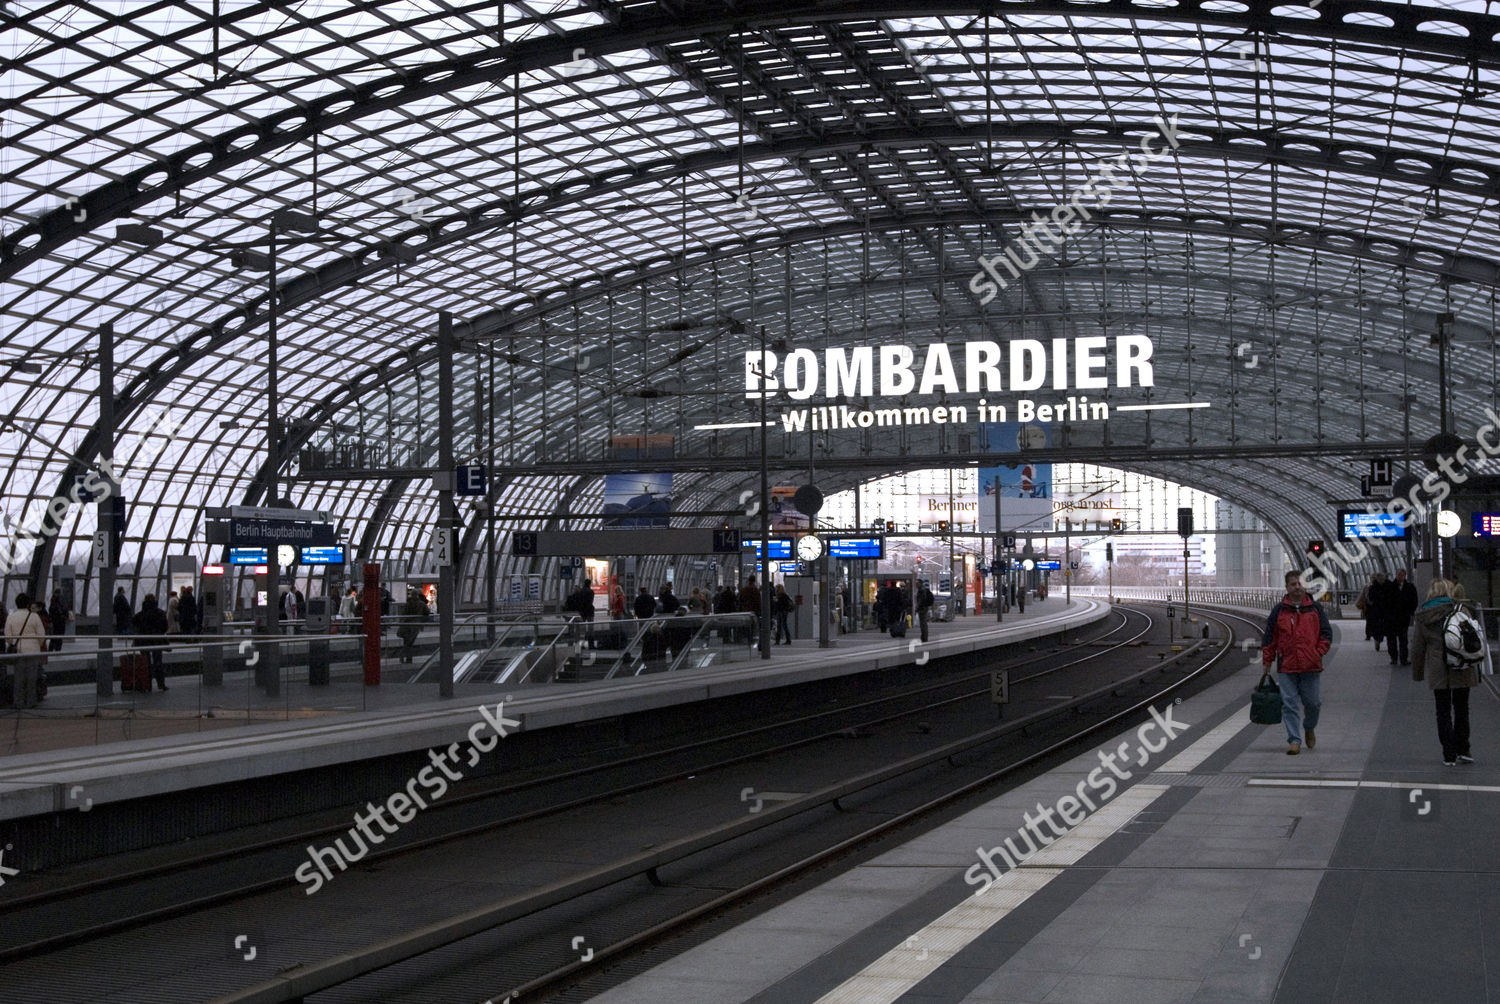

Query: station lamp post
left=221, top=208, right=335, bottom=694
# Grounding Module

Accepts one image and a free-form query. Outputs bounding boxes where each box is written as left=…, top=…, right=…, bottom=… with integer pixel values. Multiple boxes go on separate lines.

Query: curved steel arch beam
left=42, top=118, right=1494, bottom=471
left=9, top=0, right=1500, bottom=274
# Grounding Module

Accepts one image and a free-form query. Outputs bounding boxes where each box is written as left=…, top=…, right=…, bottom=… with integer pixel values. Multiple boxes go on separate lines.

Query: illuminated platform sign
left=299, top=545, right=347, bottom=565
left=229, top=547, right=268, bottom=565
left=1035, top=560, right=1062, bottom=570
left=228, top=518, right=337, bottom=546
left=828, top=536, right=885, bottom=559
left=1473, top=513, right=1500, bottom=538
left=743, top=537, right=793, bottom=560
left=1339, top=510, right=1407, bottom=539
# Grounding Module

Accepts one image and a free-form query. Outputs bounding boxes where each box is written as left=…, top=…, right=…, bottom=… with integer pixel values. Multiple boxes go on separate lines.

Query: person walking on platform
left=179, top=586, right=199, bottom=638
left=397, top=588, right=427, bottom=663
left=687, top=587, right=708, bottom=616
left=658, top=583, right=679, bottom=615
left=113, top=586, right=133, bottom=637
left=609, top=583, right=627, bottom=619
left=1262, top=571, right=1332, bottom=755
left=166, top=589, right=181, bottom=638
left=46, top=589, right=67, bottom=653
left=339, top=588, right=359, bottom=627
left=1387, top=569, right=1419, bottom=665
left=133, top=594, right=170, bottom=691
left=1411, top=579, right=1486, bottom=766
left=738, top=576, right=760, bottom=644
left=1358, top=573, right=1385, bottom=650
left=5, top=594, right=46, bottom=708
left=633, top=585, right=657, bottom=620
left=1368, top=573, right=1395, bottom=654
left=916, top=580, right=936, bottom=643
left=773, top=584, right=794, bottom=644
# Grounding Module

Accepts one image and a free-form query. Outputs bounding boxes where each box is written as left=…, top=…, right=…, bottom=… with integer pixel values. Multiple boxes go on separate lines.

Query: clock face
left=1017, top=425, right=1046, bottom=450
left=276, top=544, right=298, bottom=567
left=796, top=534, right=823, bottom=560
left=1437, top=510, right=1461, bottom=538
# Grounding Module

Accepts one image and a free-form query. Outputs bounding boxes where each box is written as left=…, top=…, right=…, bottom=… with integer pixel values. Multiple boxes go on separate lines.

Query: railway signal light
left=886, top=519, right=896, bottom=533
left=1110, top=517, right=1123, bottom=531
left=937, top=519, right=949, bottom=533
left=1308, top=539, right=1325, bottom=556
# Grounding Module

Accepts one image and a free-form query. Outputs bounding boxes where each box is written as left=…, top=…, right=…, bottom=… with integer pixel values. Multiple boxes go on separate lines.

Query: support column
left=95, top=322, right=115, bottom=698
left=263, top=220, right=281, bottom=698
left=994, top=475, right=1004, bottom=623
left=437, top=311, right=457, bottom=698
left=362, top=562, right=381, bottom=685
left=486, top=343, right=497, bottom=643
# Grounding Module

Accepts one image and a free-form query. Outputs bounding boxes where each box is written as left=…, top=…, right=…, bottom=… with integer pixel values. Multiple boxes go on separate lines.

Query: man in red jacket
left=1262, top=571, right=1332, bottom=755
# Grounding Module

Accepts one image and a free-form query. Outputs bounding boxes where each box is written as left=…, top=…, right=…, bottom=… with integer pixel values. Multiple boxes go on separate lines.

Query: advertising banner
left=977, top=421, right=1053, bottom=533
left=603, top=435, right=673, bottom=528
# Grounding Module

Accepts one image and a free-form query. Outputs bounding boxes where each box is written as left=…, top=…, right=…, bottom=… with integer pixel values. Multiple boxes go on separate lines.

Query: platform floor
left=0, top=605, right=1063, bottom=754
left=589, top=620, right=1500, bottom=1003
left=0, top=600, right=1104, bottom=821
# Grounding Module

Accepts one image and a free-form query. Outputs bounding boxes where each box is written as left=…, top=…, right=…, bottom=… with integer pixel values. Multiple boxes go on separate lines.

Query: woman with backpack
left=1411, top=579, right=1487, bottom=766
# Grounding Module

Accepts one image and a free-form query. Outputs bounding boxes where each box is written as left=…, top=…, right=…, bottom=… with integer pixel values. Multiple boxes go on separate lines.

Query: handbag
left=1250, top=671, right=1283, bottom=725
left=4, top=611, right=32, bottom=655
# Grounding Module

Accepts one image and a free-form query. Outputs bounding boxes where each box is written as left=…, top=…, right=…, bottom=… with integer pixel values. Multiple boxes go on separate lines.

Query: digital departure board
left=1472, top=512, right=1500, bottom=538
left=742, top=537, right=793, bottom=559
left=228, top=546, right=268, bottom=565
left=827, top=536, right=884, bottom=559
left=1338, top=510, right=1406, bottom=539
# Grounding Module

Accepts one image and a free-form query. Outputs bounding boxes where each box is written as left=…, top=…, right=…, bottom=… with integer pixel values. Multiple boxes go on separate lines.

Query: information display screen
left=1472, top=513, right=1500, bottom=538
left=300, top=545, right=347, bottom=564
left=1339, top=510, right=1407, bottom=539
left=228, top=546, right=268, bottom=565
left=742, top=537, right=793, bottom=560
left=827, top=536, right=885, bottom=559
left=1035, top=560, right=1062, bottom=570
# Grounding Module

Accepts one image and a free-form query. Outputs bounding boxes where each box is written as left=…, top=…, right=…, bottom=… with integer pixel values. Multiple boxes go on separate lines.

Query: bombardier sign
left=745, top=336, right=1156, bottom=433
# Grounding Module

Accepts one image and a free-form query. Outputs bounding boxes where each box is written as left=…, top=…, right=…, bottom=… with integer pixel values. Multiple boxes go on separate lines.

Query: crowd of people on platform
left=560, top=576, right=870, bottom=656
left=1355, top=570, right=1421, bottom=664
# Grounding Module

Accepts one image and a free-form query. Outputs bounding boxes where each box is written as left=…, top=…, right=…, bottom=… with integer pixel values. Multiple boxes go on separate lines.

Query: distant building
left=1214, top=500, right=1285, bottom=587
left=1112, top=536, right=1207, bottom=576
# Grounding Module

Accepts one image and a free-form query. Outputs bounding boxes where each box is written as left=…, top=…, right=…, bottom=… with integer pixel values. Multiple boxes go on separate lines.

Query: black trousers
left=1435, top=687, right=1471, bottom=760
left=147, top=647, right=166, bottom=688
left=1385, top=628, right=1409, bottom=662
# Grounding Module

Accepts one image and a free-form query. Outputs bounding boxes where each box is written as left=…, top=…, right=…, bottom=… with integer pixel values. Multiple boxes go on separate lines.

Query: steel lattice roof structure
left=5, top=0, right=1500, bottom=609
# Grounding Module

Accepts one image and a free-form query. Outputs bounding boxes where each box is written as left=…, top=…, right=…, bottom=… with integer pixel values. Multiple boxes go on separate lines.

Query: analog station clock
left=796, top=534, right=823, bottom=561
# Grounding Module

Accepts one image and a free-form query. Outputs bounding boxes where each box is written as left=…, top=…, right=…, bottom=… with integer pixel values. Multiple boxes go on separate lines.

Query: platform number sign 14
left=430, top=527, right=454, bottom=567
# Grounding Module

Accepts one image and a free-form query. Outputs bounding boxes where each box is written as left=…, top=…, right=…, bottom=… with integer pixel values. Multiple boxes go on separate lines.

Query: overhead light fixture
left=380, top=243, right=418, bottom=265
left=116, top=223, right=165, bottom=247
left=272, top=209, right=320, bottom=233
left=229, top=249, right=271, bottom=271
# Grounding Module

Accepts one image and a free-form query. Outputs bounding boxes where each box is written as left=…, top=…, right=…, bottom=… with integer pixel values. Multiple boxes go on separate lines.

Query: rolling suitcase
left=120, top=651, right=150, bottom=692
left=890, top=618, right=908, bottom=638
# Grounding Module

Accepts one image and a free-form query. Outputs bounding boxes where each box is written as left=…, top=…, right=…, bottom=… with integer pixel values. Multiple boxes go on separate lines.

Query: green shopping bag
left=1250, top=672, right=1282, bottom=725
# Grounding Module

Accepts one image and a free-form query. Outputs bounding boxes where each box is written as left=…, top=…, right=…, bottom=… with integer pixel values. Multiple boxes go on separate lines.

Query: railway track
left=0, top=604, right=1246, bottom=1003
